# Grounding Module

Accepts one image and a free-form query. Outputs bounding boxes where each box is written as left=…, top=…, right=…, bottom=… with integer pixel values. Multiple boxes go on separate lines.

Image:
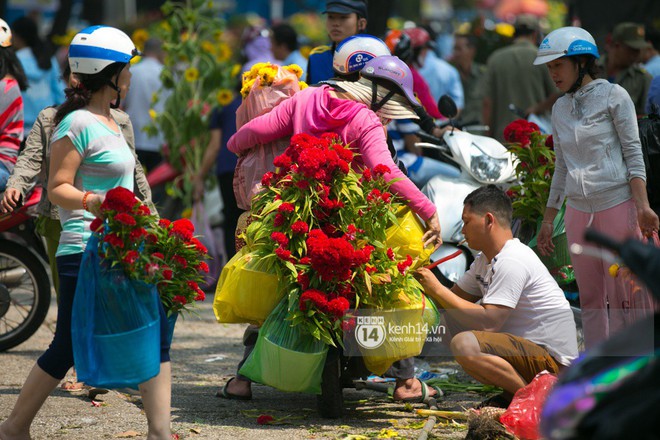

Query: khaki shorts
left=471, top=331, right=562, bottom=383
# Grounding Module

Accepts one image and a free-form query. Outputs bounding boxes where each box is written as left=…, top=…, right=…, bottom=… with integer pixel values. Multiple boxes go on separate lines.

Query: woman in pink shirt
left=228, top=55, right=441, bottom=238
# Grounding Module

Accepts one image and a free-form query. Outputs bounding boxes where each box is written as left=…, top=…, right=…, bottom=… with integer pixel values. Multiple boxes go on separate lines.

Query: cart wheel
left=317, top=348, right=343, bottom=418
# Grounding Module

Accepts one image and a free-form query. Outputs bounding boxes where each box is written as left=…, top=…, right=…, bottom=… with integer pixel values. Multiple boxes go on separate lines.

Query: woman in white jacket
left=535, top=27, right=658, bottom=350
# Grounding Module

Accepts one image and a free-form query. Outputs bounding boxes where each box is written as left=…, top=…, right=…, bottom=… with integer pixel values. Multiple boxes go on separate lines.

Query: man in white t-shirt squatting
left=415, top=185, right=578, bottom=408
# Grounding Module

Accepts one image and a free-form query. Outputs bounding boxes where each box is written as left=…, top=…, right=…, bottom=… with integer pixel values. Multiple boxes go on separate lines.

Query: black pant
left=217, top=171, right=244, bottom=260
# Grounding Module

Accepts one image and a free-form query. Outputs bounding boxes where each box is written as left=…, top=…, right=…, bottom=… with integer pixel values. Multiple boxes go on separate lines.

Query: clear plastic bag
left=233, top=67, right=300, bottom=210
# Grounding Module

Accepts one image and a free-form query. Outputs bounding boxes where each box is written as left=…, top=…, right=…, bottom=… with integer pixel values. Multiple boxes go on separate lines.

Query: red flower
left=137, top=205, right=151, bottom=216
left=146, top=233, right=158, bottom=244
left=261, top=171, right=275, bottom=186
left=114, top=213, right=136, bottom=226
left=373, top=164, right=391, bottom=176
left=291, top=220, right=309, bottom=234
left=159, top=219, right=172, bottom=228
left=273, top=213, right=285, bottom=227
left=195, top=290, right=206, bottom=301
left=297, top=272, right=310, bottom=290
left=103, top=233, right=124, bottom=249
left=365, top=265, right=377, bottom=274
left=503, top=119, right=540, bottom=146
left=545, top=134, right=554, bottom=150
left=278, top=202, right=295, bottom=214
left=191, top=238, right=208, bottom=255
left=123, top=250, right=139, bottom=265
left=387, top=248, right=395, bottom=261
left=273, top=154, right=293, bottom=170
left=299, top=289, right=329, bottom=311
left=197, top=261, right=210, bottom=273
left=170, top=219, right=194, bottom=241
left=152, top=252, right=164, bottom=260
left=299, top=256, right=311, bottom=265
left=90, top=217, right=103, bottom=232
left=397, top=255, right=414, bottom=274
left=145, top=262, right=159, bottom=276
left=381, top=192, right=392, bottom=203
left=256, top=414, right=274, bottom=425
left=100, top=187, right=137, bottom=213
left=275, top=247, right=294, bottom=262
left=341, top=317, right=357, bottom=332
left=173, top=295, right=188, bottom=305
left=163, top=267, right=173, bottom=280
left=327, top=297, right=350, bottom=318
left=129, top=227, right=147, bottom=242
left=295, top=180, right=310, bottom=190
left=361, top=168, right=372, bottom=181
left=271, top=231, right=289, bottom=247
left=172, top=255, right=188, bottom=268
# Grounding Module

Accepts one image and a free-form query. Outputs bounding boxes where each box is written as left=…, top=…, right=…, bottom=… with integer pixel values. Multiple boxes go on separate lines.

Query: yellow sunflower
left=215, top=43, right=232, bottom=62
left=216, top=89, right=234, bottom=106
left=201, top=40, right=215, bottom=54
left=184, top=67, right=200, bottom=82
left=298, top=81, right=308, bottom=90
left=149, top=109, right=157, bottom=120
left=285, top=64, right=303, bottom=79
left=132, top=28, right=149, bottom=50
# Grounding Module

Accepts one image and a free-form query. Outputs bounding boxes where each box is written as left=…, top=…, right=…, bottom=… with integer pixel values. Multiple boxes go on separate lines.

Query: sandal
left=396, top=378, right=443, bottom=403
left=60, top=380, right=85, bottom=392
left=216, top=377, right=252, bottom=401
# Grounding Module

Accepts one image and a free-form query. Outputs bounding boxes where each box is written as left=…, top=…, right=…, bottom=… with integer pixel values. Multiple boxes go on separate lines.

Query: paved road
left=0, top=294, right=481, bottom=439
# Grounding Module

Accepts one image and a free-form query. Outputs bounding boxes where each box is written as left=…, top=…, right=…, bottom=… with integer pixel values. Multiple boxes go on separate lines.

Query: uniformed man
left=603, top=22, right=653, bottom=115
left=306, top=0, right=368, bottom=85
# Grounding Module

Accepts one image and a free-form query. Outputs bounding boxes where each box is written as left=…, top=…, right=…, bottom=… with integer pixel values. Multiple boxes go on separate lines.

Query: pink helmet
left=360, top=55, right=418, bottom=109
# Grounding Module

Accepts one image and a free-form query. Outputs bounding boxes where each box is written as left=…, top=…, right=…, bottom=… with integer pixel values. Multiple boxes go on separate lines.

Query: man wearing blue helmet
left=535, top=26, right=658, bottom=350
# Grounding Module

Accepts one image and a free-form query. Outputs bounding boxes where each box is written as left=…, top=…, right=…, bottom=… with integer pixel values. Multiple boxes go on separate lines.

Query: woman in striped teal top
left=0, top=26, right=172, bottom=440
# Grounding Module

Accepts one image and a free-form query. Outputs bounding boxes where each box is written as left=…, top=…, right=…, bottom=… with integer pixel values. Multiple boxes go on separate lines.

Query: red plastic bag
left=500, top=371, right=558, bottom=440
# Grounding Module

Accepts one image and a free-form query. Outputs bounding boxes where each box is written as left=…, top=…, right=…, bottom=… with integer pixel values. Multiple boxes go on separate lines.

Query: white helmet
left=333, top=34, right=390, bottom=75
left=0, top=19, right=11, bottom=48
left=69, top=25, right=139, bottom=74
left=533, top=26, right=599, bottom=65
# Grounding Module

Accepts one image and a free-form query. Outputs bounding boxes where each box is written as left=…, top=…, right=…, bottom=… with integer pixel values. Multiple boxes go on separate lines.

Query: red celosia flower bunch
left=244, top=134, right=428, bottom=346
left=503, top=119, right=555, bottom=228
left=94, top=187, right=209, bottom=314
left=503, top=119, right=540, bottom=147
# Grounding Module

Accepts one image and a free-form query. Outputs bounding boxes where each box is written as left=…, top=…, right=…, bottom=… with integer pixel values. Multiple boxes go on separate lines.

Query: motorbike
left=0, top=186, right=52, bottom=352
left=418, top=96, right=517, bottom=285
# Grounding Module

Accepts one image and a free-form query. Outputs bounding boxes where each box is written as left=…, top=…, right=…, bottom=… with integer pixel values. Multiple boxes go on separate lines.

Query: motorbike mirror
left=438, top=95, right=458, bottom=119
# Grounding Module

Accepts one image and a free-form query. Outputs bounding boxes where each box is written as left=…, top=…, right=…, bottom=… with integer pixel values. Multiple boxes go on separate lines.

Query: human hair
left=463, top=185, right=513, bottom=228
left=0, top=46, right=28, bottom=90
left=646, top=27, right=660, bottom=51
left=271, top=23, right=298, bottom=52
left=455, top=33, right=478, bottom=49
left=143, top=38, right=162, bottom=56
left=11, top=16, right=51, bottom=71
left=567, top=55, right=601, bottom=79
left=55, top=61, right=126, bottom=125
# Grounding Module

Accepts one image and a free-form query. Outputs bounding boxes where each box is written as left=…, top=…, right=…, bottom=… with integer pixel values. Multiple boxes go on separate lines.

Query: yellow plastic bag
left=385, top=207, right=434, bottom=269
left=360, top=293, right=429, bottom=375
left=213, top=248, right=282, bottom=325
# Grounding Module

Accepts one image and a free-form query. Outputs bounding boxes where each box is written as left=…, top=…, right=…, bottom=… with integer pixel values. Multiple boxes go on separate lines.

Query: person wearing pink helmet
left=221, top=55, right=442, bottom=403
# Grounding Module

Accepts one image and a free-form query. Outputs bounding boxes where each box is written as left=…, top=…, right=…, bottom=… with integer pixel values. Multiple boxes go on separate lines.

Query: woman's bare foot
left=0, top=421, right=32, bottom=440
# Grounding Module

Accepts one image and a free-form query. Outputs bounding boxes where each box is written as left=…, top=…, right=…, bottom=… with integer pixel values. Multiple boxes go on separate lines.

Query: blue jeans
left=0, top=162, right=11, bottom=191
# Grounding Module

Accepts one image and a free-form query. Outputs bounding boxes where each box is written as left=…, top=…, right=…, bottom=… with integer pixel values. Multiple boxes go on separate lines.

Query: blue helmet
left=533, top=27, right=599, bottom=65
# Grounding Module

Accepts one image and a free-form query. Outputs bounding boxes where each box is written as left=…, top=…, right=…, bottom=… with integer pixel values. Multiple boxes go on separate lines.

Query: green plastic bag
left=528, top=204, right=572, bottom=272
left=239, top=299, right=328, bottom=394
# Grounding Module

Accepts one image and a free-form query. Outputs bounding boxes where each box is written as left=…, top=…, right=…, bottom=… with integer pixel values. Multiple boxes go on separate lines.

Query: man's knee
left=450, top=331, right=482, bottom=359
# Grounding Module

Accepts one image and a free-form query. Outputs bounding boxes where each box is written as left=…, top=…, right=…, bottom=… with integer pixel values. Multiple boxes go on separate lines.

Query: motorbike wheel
left=317, top=348, right=344, bottom=418
left=0, top=240, right=51, bottom=352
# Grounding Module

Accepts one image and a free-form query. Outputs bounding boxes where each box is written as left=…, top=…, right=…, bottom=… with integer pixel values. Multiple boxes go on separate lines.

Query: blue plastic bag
left=71, top=234, right=161, bottom=389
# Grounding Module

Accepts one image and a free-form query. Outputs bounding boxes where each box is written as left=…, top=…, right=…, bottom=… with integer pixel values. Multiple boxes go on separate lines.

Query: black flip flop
left=216, top=377, right=252, bottom=401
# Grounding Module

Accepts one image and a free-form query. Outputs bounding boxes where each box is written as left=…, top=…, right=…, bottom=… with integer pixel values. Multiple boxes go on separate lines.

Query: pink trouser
left=565, top=199, right=655, bottom=349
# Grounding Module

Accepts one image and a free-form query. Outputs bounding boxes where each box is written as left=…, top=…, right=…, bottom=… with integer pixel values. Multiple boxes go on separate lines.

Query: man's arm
left=416, top=267, right=512, bottom=332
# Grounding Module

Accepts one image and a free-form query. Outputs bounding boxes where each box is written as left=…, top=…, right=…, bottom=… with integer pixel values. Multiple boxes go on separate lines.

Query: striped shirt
left=0, top=78, right=24, bottom=170
left=51, top=109, right=135, bottom=256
